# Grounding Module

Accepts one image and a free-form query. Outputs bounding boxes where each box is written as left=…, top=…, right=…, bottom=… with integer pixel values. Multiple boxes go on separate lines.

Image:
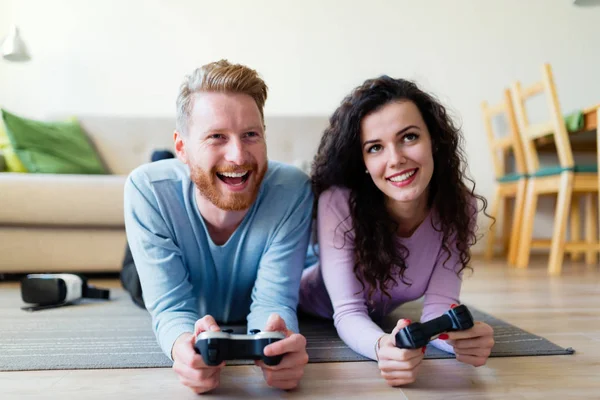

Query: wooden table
left=583, top=104, right=599, bottom=131
left=536, top=103, right=599, bottom=152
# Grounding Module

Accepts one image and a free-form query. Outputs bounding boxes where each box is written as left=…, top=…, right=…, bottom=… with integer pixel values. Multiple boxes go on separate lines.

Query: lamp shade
left=1, top=25, right=30, bottom=62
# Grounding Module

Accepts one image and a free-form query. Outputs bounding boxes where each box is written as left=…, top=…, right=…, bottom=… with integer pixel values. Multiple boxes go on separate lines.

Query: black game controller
left=395, top=304, right=474, bottom=349
left=194, top=330, right=286, bottom=366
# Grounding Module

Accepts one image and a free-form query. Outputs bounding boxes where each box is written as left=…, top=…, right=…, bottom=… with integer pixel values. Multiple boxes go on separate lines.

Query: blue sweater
left=124, top=159, right=313, bottom=359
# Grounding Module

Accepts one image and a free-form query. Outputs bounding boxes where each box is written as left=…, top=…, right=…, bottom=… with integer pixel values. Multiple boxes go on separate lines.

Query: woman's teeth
left=388, top=170, right=415, bottom=182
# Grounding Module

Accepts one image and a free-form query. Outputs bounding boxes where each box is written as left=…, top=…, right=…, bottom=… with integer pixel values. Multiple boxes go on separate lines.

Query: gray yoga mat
left=0, top=288, right=574, bottom=371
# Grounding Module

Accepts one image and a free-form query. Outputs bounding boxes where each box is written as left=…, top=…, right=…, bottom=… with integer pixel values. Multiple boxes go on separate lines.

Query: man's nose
left=224, top=138, right=246, bottom=165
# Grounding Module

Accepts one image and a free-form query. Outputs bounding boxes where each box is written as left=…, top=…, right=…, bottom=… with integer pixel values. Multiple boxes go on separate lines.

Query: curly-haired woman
left=299, top=75, right=494, bottom=387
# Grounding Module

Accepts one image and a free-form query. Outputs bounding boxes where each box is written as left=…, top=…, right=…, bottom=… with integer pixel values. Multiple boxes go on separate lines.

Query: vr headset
left=20, top=273, right=110, bottom=311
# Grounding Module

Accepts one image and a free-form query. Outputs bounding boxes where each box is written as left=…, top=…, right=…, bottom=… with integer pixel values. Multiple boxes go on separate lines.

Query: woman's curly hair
left=311, top=75, right=489, bottom=301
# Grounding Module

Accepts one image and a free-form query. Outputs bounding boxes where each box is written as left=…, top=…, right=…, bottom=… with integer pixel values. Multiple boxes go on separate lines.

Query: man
left=124, top=60, right=313, bottom=393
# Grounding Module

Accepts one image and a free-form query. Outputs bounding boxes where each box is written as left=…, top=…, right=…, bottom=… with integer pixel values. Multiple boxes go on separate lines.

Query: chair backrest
left=511, top=63, right=574, bottom=174
left=481, top=88, right=527, bottom=179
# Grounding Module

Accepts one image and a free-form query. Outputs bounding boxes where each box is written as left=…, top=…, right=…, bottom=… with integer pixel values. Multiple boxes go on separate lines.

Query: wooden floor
left=1, top=257, right=599, bottom=399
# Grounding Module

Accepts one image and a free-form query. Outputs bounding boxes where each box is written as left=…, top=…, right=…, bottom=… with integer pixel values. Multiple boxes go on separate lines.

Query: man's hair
left=176, top=59, right=268, bottom=134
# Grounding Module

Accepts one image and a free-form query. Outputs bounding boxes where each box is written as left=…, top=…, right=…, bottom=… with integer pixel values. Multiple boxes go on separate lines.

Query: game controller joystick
left=194, top=330, right=286, bottom=366
left=395, top=304, right=474, bottom=349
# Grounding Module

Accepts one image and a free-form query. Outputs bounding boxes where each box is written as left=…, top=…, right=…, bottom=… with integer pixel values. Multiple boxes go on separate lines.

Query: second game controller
left=395, top=304, right=474, bottom=349
left=194, top=330, right=286, bottom=366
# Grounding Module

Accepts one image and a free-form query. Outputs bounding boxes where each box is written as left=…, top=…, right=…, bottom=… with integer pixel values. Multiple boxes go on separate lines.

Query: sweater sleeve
left=422, top=198, right=478, bottom=354
left=246, top=178, right=313, bottom=334
left=124, top=172, right=198, bottom=361
left=420, top=238, right=466, bottom=354
left=318, top=189, right=384, bottom=360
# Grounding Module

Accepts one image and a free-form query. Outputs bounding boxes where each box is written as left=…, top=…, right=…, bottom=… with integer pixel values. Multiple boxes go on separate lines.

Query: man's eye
left=209, top=134, right=224, bottom=140
left=367, top=144, right=382, bottom=153
left=245, top=131, right=259, bottom=138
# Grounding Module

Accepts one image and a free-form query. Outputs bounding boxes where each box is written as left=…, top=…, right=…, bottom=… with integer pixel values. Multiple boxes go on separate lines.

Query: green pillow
left=1, top=109, right=107, bottom=174
left=0, top=121, right=28, bottom=172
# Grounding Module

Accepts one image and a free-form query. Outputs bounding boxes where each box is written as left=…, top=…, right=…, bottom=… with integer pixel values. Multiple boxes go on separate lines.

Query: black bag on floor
left=120, top=243, right=145, bottom=309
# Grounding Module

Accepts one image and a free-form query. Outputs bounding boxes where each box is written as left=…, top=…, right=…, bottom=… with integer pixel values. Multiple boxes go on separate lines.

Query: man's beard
left=190, top=161, right=267, bottom=211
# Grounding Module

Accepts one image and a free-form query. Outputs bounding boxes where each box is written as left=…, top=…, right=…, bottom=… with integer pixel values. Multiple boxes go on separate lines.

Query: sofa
left=0, top=115, right=327, bottom=274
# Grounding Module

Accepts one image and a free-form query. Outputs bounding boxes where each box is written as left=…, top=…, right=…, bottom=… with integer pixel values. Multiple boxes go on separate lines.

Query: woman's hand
left=376, top=319, right=425, bottom=387
left=443, top=321, right=494, bottom=367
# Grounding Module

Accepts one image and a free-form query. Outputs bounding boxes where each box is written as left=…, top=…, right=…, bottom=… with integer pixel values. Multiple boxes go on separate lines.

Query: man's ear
left=173, top=130, right=187, bottom=163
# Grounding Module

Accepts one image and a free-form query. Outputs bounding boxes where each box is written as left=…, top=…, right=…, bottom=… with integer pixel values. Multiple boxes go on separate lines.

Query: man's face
left=174, top=92, right=267, bottom=211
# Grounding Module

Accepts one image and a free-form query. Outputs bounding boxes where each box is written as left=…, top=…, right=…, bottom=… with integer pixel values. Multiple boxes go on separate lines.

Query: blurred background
left=1, top=0, right=599, bottom=272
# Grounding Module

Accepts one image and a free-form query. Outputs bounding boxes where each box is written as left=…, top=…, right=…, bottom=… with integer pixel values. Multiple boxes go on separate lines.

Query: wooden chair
left=482, top=89, right=528, bottom=265
left=512, top=63, right=599, bottom=275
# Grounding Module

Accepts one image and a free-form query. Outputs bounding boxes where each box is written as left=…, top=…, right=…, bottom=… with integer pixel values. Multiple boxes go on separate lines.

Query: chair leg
left=570, top=194, right=582, bottom=261
left=585, top=193, right=598, bottom=265
left=485, top=186, right=502, bottom=261
left=516, top=179, right=538, bottom=268
left=508, top=179, right=527, bottom=266
left=502, top=196, right=513, bottom=255
left=548, top=173, right=574, bottom=275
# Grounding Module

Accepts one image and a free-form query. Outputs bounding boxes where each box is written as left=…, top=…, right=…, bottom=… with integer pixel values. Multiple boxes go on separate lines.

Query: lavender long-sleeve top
left=299, top=187, right=464, bottom=360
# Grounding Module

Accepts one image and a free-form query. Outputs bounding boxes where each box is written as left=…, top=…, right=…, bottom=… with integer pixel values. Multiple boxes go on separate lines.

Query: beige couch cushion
left=0, top=172, right=126, bottom=226
left=0, top=227, right=125, bottom=272
left=77, top=116, right=176, bottom=175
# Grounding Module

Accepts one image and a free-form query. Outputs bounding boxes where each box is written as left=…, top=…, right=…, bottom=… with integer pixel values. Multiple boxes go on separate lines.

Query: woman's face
left=360, top=100, right=434, bottom=205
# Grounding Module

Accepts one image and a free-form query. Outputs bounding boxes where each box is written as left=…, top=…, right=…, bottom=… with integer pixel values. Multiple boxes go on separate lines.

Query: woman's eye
left=404, top=133, right=419, bottom=142
left=367, top=144, right=382, bottom=153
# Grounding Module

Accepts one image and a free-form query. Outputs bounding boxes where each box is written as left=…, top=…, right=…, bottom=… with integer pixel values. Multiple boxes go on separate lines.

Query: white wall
left=2, top=0, right=600, bottom=251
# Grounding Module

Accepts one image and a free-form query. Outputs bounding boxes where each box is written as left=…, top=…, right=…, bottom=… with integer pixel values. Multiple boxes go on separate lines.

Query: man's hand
left=443, top=321, right=494, bottom=367
left=376, top=319, right=425, bottom=387
left=171, top=315, right=225, bottom=394
left=255, top=313, right=309, bottom=390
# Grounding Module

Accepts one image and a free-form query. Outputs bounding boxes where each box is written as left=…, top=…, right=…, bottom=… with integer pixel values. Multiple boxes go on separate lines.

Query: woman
left=299, top=75, right=494, bottom=387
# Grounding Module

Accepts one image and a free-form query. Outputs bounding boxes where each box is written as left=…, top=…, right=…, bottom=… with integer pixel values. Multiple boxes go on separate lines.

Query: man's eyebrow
left=202, top=125, right=264, bottom=135
left=241, top=125, right=264, bottom=132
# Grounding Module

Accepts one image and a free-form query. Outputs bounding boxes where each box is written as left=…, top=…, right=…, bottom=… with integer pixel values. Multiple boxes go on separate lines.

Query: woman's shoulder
left=318, top=186, right=351, bottom=207
left=316, top=186, right=354, bottom=226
